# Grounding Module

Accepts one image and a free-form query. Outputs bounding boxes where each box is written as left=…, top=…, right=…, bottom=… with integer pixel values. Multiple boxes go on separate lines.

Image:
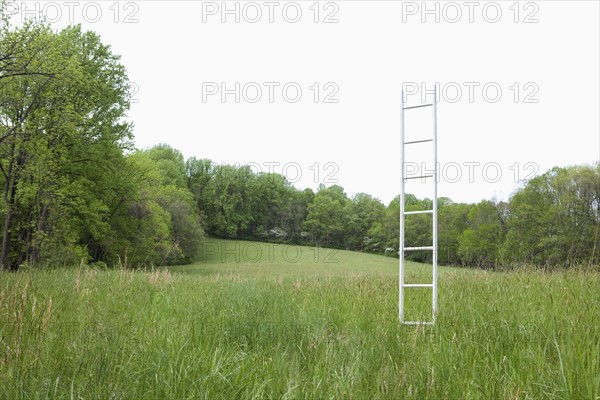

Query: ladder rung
left=403, top=103, right=433, bottom=110
left=404, top=246, right=434, bottom=251
left=404, top=210, right=433, bottom=215
left=401, top=321, right=435, bottom=325
left=404, top=174, right=434, bottom=180
left=404, top=139, right=433, bottom=145
left=402, top=284, right=433, bottom=288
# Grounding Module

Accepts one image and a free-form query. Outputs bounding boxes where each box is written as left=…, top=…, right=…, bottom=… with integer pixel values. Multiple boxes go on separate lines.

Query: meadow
left=1, top=239, right=599, bottom=399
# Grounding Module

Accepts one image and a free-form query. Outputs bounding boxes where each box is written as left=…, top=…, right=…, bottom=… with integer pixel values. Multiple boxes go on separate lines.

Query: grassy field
left=1, top=239, right=599, bottom=399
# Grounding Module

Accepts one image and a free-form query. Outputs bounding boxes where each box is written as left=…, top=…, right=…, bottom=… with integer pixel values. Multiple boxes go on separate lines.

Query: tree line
left=186, top=160, right=599, bottom=269
left=1, top=21, right=598, bottom=270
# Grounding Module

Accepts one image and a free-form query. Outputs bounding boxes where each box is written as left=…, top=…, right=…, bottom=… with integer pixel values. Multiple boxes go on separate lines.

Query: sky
left=4, top=0, right=599, bottom=205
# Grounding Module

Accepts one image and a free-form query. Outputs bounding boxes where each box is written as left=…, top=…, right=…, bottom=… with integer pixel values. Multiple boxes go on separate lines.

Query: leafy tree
left=250, top=172, right=293, bottom=238
left=186, top=157, right=214, bottom=227
left=145, top=144, right=187, bottom=188
left=366, top=196, right=400, bottom=254
left=202, top=164, right=257, bottom=238
left=344, top=193, right=385, bottom=250
left=303, top=184, right=348, bottom=247
left=457, top=200, right=504, bottom=268
left=140, top=146, right=203, bottom=262
left=438, top=201, right=471, bottom=265
left=280, top=188, right=314, bottom=243
left=500, top=164, right=600, bottom=267
left=1, top=23, right=131, bottom=270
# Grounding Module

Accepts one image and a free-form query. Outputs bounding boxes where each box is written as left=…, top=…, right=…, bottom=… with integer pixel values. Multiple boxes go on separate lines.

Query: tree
left=303, top=184, right=348, bottom=247
left=201, top=164, right=258, bottom=238
left=1, top=23, right=132, bottom=270
left=141, top=146, right=203, bottom=263
left=500, top=164, right=600, bottom=267
left=366, top=196, right=400, bottom=255
left=280, top=188, right=313, bottom=243
left=250, top=173, right=292, bottom=237
left=104, top=156, right=173, bottom=266
left=344, top=193, right=385, bottom=250
left=457, top=200, right=504, bottom=268
left=145, top=144, right=187, bottom=188
left=438, top=200, right=470, bottom=265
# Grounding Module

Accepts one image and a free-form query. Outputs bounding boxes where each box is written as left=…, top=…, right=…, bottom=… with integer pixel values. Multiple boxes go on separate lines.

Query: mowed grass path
left=1, top=239, right=599, bottom=399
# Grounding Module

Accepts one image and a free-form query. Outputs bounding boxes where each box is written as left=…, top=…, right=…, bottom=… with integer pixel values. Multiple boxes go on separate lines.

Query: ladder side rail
left=399, top=91, right=406, bottom=322
left=432, top=86, right=438, bottom=324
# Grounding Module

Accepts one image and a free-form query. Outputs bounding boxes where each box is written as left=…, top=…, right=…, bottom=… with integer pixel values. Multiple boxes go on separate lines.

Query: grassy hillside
left=169, top=238, right=425, bottom=277
left=1, top=239, right=599, bottom=399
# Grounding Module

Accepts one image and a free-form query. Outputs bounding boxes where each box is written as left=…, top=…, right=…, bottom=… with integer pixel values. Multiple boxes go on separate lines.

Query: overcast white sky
left=5, top=0, right=600, bottom=205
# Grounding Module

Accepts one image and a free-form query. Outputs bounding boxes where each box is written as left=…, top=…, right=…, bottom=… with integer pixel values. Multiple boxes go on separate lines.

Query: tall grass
left=1, top=239, right=599, bottom=399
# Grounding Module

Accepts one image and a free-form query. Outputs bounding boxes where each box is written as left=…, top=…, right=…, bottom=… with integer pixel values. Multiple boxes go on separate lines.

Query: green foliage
left=1, top=22, right=132, bottom=270
left=0, top=22, right=202, bottom=269
left=202, top=164, right=257, bottom=237
left=303, top=184, right=348, bottom=247
left=500, top=164, right=600, bottom=267
left=457, top=200, right=505, bottom=268
left=438, top=200, right=470, bottom=265
left=344, top=193, right=385, bottom=250
left=251, top=172, right=293, bottom=238
left=186, top=160, right=312, bottom=244
left=101, top=150, right=203, bottom=266
left=144, top=143, right=187, bottom=188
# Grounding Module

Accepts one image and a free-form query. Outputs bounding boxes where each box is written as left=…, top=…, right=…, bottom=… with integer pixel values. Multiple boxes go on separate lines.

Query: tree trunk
left=1, top=208, right=13, bottom=270
left=30, top=200, right=49, bottom=264
left=0, top=181, right=18, bottom=270
left=1, top=148, right=16, bottom=270
left=1, top=143, right=26, bottom=271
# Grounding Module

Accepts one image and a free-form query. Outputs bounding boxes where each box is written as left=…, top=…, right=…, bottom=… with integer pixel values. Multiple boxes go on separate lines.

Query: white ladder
left=399, top=87, right=438, bottom=325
